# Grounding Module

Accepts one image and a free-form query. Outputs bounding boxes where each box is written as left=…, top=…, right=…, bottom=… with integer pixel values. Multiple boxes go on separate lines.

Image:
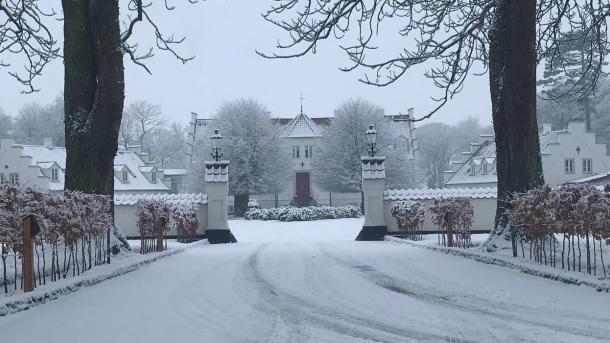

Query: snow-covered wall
left=114, top=194, right=208, bottom=238
left=383, top=188, right=496, bottom=232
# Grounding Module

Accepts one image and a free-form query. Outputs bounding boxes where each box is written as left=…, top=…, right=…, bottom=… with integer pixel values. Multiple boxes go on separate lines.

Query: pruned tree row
left=136, top=200, right=199, bottom=254
left=390, top=201, right=425, bottom=241
left=430, top=198, right=474, bottom=248
left=509, top=185, right=610, bottom=277
left=0, top=185, right=113, bottom=294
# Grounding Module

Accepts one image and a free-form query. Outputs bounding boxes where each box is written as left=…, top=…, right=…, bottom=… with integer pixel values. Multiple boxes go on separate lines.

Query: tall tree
left=313, top=98, right=387, bottom=194
left=538, top=29, right=608, bottom=132
left=213, top=99, right=291, bottom=216
left=2, top=0, right=196, bottom=196
left=417, top=123, right=455, bottom=189
left=260, top=1, right=610, bottom=247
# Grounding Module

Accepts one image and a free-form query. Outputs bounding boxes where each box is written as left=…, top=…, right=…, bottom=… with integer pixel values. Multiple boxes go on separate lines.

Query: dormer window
left=482, top=161, right=488, bottom=175
left=151, top=171, right=157, bottom=183
left=469, top=161, right=476, bottom=176
left=122, top=170, right=129, bottom=182
left=51, top=168, right=59, bottom=182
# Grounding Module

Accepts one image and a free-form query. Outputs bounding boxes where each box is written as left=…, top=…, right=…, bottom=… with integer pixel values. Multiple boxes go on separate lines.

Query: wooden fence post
left=22, top=215, right=39, bottom=293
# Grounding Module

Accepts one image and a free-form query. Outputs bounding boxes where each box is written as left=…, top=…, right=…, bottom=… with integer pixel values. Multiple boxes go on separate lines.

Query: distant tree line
left=1, top=98, right=189, bottom=170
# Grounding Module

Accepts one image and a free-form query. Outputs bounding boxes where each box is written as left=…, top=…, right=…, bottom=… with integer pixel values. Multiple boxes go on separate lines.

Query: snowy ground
left=1, top=218, right=610, bottom=342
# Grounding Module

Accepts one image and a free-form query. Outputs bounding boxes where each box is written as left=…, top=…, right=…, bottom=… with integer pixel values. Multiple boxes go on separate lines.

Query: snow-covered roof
left=571, top=171, right=610, bottom=183
left=163, top=168, right=188, bottom=176
left=114, top=193, right=207, bottom=206
left=444, top=128, right=566, bottom=187
left=385, top=187, right=497, bottom=201
left=16, top=144, right=169, bottom=193
left=279, top=111, right=323, bottom=138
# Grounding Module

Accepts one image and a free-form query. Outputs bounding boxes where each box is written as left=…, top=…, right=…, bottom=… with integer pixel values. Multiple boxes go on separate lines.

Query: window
left=51, top=168, right=58, bottom=182
left=122, top=170, right=129, bottom=182
left=9, top=173, right=19, bottom=185
left=582, top=158, right=593, bottom=174
left=151, top=171, right=157, bottom=183
left=171, top=181, right=179, bottom=193
left=305, top=145, right=313, bottom=158
left=292, top=145, right=300, bottom=159
left=564, top=158, right=575, bottom=174
left=469, top=161, right=476, bottom=176
left=482, top=161, right=488, bottom=175
left=0, top=173, right=5, bottom=184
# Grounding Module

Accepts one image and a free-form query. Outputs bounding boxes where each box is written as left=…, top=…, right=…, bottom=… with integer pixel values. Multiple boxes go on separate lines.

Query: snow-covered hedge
left=0, top=185, right=115, bottom=294
left=244, top=205, right=362, bottom=222
left=430, top=198, right=474, bottom=248
left=508, top=184, right=610, bottom=278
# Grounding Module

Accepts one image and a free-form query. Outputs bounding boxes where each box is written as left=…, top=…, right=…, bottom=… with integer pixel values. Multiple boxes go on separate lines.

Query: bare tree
left=1, top=0, right=197, bottom=198
left=123, top=101, right=167, bottom=149
left=260, top=1, right=610, bottom=244
left=13, top=96, right=64, bottom=145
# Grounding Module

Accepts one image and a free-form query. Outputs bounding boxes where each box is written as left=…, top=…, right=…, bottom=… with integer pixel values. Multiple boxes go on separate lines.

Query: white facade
left=0, top=137, right=172, bottom=194
left=443, top=122, right=610, bottom=188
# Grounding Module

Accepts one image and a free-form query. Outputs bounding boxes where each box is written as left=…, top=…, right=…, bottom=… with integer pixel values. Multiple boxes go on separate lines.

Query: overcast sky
left=1, top=1, right=492, bottom=126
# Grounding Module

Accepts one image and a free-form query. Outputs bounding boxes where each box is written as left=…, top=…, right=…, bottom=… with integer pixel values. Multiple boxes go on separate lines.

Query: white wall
left=543, top=122, right=610, bottom=186
left=114, top=203, right=208, bottom=239
left=0, top=139, right=50, bottom=191
left=383, top=197, right=496, bottom=232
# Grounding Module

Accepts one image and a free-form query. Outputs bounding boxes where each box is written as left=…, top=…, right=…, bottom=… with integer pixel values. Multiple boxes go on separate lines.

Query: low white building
left=0, top=137, right=172, bottom=194
left=443, top=122, right=610, bottom=188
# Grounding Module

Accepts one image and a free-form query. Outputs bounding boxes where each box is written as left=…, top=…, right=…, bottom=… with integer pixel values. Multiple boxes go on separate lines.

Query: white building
left=443, top=122, right=610, bottom=188
left=0, top=137, right=172, bottom=194
left=188, top=109, right=418, bottom=208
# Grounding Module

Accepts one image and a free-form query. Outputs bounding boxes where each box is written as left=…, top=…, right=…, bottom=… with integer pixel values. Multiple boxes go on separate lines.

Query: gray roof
left=444, top=129, right=566, bottom=186
left=279, top=111, right=323, bottom=138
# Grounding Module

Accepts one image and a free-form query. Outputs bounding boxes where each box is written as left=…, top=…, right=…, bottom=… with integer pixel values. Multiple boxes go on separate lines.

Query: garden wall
left=114, top=193, right=208, bottom=239
left=383, top=188, right=496, bottom=232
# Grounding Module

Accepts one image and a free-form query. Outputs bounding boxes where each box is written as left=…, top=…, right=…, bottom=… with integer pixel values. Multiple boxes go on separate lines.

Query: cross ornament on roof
left=299, top=92, right=304, bottom=114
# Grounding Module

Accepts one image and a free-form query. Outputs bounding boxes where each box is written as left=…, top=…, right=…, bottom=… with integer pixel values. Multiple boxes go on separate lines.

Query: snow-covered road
left=2, top=218, right=610, bottom=343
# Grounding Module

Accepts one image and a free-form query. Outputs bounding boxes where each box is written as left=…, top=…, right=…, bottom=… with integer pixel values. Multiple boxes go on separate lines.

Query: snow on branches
left=430, top=198, right=474, bottom=248
left=508, top=184, right=610, bottom=277
left=390, top=200, right=425, bottom=241
left=0, top=185, right=113, bottom=294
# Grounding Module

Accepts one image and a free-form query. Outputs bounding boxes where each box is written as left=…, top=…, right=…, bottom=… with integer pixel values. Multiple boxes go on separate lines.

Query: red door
left=296, top=172, right=311, bottom=202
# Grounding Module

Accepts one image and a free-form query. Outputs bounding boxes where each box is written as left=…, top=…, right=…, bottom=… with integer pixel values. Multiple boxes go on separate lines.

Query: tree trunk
left=488, top=0, right=544, bottom=239
left=63, top=0, right=124, bottom=197
left=234, top=194, right=249, bottom=217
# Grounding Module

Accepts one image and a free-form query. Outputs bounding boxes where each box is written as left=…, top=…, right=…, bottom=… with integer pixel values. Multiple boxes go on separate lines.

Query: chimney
left=478, top=134, right=494, bottom=145
left=407, top=107, right=414, bottom=117
left=542, top=124, right=552, bottom=134
left=127, top=145, right=143, bottom=154
left=43, top=138, right=53, bottom=148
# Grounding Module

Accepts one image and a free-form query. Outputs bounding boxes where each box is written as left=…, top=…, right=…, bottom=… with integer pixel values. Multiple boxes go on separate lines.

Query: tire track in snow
left=321, top=244, right=610, bottom=342
left=244, top=243, right=475, bottom=343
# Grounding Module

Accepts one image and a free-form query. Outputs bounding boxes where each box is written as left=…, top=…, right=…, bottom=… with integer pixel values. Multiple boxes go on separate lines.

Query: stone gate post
left=356, top=156, right=387, bottom=241
left=205, top=161, right=237, bottom=244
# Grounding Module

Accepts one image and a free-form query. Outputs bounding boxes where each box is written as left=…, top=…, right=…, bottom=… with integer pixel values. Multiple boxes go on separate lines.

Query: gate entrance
left=295, top=172, right=311, bottom=202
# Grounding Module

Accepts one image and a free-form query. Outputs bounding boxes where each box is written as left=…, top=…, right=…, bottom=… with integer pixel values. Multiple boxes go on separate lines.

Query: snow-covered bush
left=137, top=200, right=173, bottom=254
left=391, top=200, right=425, bottom=240
left=509, top=184, right=610, bottom=277
left=0, top=185, right=113, bottom=294
left=244, top=205, right=362, bottom=222
left=172, top=203, right=199, bottom=242
left=430, top=198, right=473, bottom=248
